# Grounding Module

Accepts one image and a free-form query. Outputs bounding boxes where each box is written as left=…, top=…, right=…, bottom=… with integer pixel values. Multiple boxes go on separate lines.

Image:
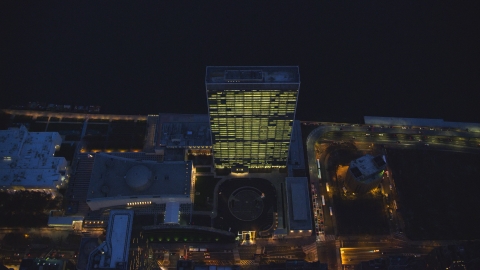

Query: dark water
left=2, top=2, right=479, bottom=123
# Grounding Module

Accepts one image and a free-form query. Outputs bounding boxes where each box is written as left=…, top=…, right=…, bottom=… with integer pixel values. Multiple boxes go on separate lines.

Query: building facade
left=205, top=66, right=300, bottom=171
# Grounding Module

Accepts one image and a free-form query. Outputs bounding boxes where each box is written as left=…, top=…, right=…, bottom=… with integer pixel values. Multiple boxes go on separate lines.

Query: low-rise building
left=284, top=177, right=313, bottom=238
left=86, top=153, right=193, bottom=211
left=154, top=113, right=211, bottom=158
left=0, top=125, right=68, bottom=196
left=86, top=210, right=134, bottom=270
left=345, top=154, right=387, bottom=193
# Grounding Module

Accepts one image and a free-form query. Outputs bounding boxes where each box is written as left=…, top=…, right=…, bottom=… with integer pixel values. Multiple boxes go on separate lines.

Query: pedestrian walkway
left=233, top=248, right=241, bottom=264
left=393, top=232, right=409, bottom=241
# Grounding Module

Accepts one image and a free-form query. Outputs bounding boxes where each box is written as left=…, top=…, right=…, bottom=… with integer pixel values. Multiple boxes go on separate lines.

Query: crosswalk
left=302, top=242, right=318, bottom=262
left=393, top=232, right=409, bottom=241
left=239, top=260, right=256, bottom=265
left=325, top=234, right=336, bottom=241
left=317, top=234, right=336, bottom=242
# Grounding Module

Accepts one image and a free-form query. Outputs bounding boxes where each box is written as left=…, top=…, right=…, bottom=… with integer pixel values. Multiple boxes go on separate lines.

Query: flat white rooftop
left=164, top=201, right=180, bottom=224
left=0, top=125, right=61, bottom=157
left=0, top=125, right=66, bottom=189
left=109, top=213, right=132, bottom=268
left=87, top=209, right=133, bottom=269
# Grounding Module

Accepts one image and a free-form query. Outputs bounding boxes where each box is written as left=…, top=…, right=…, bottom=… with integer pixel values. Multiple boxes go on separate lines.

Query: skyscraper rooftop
left=206, top=66, right=300, bottom=84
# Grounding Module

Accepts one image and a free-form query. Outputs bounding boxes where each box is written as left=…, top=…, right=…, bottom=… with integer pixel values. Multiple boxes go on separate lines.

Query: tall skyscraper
left=205, top=66, right=300, bottom=172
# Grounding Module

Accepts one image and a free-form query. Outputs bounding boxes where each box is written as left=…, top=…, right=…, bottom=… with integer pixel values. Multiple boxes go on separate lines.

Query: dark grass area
left=35, top=116, right=49, bottom=121
left=191, top=215, right=212, bottom=227
left=81, top=121, right=146, bottom=151
left=387, top=148, right=480, bottom=240
left=193, top=176, right=221, bottom=211
left=187, top=154, right=213, bottom=166
left=11, top=115, right=33, bottom=123
left=62, top=117, right=85, bottom=122
left=46, top=123, right=83, bottom=135
left=82, top=135, right=107, bottom=151
left=333, top=193, right=389, bottom=235
left=0, top=112, right=12, bottom=129
left=29, top=122, right=47, bottom=132
left=0, top=191, right=62, bottom=227
left=195, top=167, right=211, bottom=173
left=85, top=123, right=109, bottom=135
left=55, top=143, right=77, bottom=162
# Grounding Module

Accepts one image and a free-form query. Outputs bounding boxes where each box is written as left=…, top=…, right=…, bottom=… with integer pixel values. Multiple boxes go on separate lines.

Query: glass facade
left=206, top=67, right=300, bottom=170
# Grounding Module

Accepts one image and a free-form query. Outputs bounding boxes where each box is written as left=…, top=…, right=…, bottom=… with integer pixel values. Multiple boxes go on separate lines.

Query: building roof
left=288, top=121, right=306, bottom=175
left=86, top=210, right=133, bottom=270
left=206, top=66, right=300, bottom=84
left=285, top=177, right=312, bottom=231
left=364, top=116, right=480, bottom=132
left=87, top=153, right=191, bottom=200
left=47, top=216, right=83, bottom=227
left=164, top=201, right=180, bottom=224
left=0, top=126, right=66, bottom=189
left=109, top=212, right=132, bottom=267
left=125, top=165, right=153, bottom=191
left=349, top=154, right=386, bottom=182
left=155, top=113, right=211, bottom=149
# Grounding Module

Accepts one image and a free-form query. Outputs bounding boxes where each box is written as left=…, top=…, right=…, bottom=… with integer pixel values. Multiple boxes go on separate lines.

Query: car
left=204, top=255, right=210, bottom=259
left=396, top=141, right=400, bottom=143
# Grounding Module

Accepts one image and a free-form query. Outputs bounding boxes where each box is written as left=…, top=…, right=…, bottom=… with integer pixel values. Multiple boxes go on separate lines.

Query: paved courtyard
left=213, top=178, right=277, bottom=234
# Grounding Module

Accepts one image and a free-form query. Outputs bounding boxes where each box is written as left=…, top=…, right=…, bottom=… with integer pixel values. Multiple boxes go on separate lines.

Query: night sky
left=1, top=2, right=479, bottom=123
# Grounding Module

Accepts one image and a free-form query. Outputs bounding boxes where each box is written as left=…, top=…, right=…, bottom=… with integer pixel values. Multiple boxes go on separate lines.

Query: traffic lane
left=341, top=247, right=385, bottom=264
left=188, top=251, right=234, bottom=262
left=340, top=246, right=403, bottom=264
left=264, top=247, right=306, bottom=258
left=340, top=245, right=434, bottom=264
